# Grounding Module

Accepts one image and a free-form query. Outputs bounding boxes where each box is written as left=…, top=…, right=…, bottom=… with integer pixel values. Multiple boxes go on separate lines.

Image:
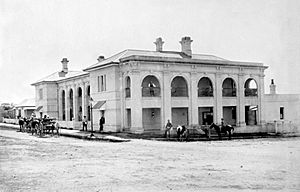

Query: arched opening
left=171, top=76, right=188, bottom=97
left=62, top=90, right=66, bottom=121
left=198, top=77, right=213, bottom=97
left=141, top=75, right=161, bottom=97
left=77, top=87, right=82, bottom=121
left=222, top=78, right=236, bottom=97
left=125, top=76, right=131, bottom=98
left=244, top=78, right=258, bottom=96
left=86, top=86, right=91, bottom=121
left=69, top=89, right=74, bottom=120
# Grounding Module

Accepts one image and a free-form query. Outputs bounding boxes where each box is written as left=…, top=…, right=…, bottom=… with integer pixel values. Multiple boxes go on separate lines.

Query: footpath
left=0, top=123, right=130, bottom=142
left=1, top=122, right=299, bottom=142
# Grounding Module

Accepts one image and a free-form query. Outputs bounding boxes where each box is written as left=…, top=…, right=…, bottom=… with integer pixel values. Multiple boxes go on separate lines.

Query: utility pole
left=90, top=98, right=94, bottom=137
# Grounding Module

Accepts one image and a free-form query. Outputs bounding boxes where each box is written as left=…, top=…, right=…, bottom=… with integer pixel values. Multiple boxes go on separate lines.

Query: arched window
left=125, top=76, right=131, bottom=98
left=222, top=78, right=236, bottom=97
left=141, top=75, right=161, bottom=97
left=62, top=90, right=66, bottom=121
left=198, top=77, right=213, bottom=97
left=244, top=78, right=258, bottom=96
left=171, top=76, right=188, bottom=97
left=69, top=89, right=74, bottom=120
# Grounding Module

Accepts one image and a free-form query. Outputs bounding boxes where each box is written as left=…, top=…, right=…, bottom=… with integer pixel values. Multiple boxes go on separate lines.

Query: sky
left=1, top=0, right=300, bottom=104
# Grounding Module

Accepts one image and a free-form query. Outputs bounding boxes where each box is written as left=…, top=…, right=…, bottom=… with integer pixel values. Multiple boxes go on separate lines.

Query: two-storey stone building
left=32, top=36, right=269, bottom=133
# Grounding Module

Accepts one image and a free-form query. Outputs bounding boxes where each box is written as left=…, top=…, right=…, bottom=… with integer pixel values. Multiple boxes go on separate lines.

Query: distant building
left=14, top=98, right=35, bottom=118
left=31, top=36, right=300, bottom=133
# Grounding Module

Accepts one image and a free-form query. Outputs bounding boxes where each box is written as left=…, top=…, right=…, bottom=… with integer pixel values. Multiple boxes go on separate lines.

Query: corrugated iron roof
left=32, top=70, right=88, bottom=85
left=15, top=98, right=35, bottom=107
left=84, top=49, right=227, bottom=71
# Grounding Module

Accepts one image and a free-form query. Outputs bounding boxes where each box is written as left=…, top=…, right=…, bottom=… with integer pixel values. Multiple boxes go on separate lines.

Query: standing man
left=18, top=116, right=24, bottom=132
left=99, top=115, right=105, bottom=132
left=82, top=116, right=88, bottom=131
left=164, top=119, right=173, bottom=138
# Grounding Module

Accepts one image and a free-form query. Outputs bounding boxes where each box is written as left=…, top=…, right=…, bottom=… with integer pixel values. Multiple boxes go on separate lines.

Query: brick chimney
left=180, top=36, right=193, bottom=57
left=61, top=58, right=69, bottom=73
left=97, top=56, right=105, bottom=62
left=58, top=58, right=69, bottom=77
left=270, top=79, right=276, bottom=94
left=154, top=37, right=164, bottom=52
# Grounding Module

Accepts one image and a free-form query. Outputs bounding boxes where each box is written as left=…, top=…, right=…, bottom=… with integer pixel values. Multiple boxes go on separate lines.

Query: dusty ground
left=0, top=128, right=299, bottom=192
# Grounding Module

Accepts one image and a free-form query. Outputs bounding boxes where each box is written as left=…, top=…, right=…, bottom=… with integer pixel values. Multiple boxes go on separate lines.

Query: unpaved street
left=0, top=128, right=299, bottom=192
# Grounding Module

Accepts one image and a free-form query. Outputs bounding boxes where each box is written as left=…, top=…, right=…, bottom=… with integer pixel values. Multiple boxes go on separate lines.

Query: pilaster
left=215, top=71, right=223, bottom=124
left=258, top=75, right=265, bottom=125
left=73, top=85, right=77, bottom=121
left=162, top=70, right=171, bottom=128
left=190, top=72, right=198, bottom=125
left=130, top=70, right=143, bottom=132
left=237, top=73, right=246, bottom=127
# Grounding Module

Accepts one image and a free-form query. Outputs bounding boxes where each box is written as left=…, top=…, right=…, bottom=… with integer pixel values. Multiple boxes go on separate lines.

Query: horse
left=176, top=125, right=188, bottom=141
left=209, top=123, right=234, bottom=140
left=51, top=122, right=60, bottom=136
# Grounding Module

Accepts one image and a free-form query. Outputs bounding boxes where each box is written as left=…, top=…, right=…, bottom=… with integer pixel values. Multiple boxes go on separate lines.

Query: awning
left=35, top=106, right=43, bottom=111
left=93, top=101, right=106, bottom=110
left=23, top=107, right=36, bottom=111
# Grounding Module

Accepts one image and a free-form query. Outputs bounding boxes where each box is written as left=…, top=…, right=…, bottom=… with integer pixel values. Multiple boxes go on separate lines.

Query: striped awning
left=93, top=101, right=106, bottom=109
left=35, top=106, right=43, bottom=111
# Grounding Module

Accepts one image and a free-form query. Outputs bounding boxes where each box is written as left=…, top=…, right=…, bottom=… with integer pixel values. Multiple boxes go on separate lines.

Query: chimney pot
left=154, top=37, right=164, bottom=52
left=97, top=56, right=105, bottom=62
left=270, top=79, right=276, bottom=94
left=61, top=58, right=69, bottom=73
left=180, top=36, right=193, bottom=57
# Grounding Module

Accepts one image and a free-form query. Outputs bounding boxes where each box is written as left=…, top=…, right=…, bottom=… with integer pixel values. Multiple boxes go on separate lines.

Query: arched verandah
left=198, top=77, right=213, bottom=97
left=171, top=76, right=188, bottom=97
left=222, top=78, right=236, bottom=97
left=141, top=75, right=161, bottom=97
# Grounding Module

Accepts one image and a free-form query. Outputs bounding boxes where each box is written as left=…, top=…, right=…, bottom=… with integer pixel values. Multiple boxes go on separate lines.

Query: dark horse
left=176, top=125, right=188, bottom=141
left=209, top=123, right=234, bottom=140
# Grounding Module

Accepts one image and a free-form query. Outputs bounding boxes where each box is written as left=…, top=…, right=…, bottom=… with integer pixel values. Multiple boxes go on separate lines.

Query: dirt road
left=0, top=128, right=299, bottom=192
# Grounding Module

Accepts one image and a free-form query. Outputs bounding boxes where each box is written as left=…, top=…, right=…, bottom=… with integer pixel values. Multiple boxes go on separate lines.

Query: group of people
left=163, top=118, right=229, bottom=139
left=81, top=115, right=105, bottom=132
left=18, top=114, right=56, bottom=135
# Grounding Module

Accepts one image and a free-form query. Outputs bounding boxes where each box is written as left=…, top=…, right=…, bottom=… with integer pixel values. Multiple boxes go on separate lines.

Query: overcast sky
left=1, top=0, right=300, bottom=104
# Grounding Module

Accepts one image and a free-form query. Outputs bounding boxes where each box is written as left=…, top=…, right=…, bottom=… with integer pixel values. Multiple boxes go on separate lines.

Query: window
left=97, top=75, right=106, bottom=92
left=39, top=88, right=43, bottom=100
left=97, top=76, right=100, bottom=92
left=280, top=107, right=284, bottom=119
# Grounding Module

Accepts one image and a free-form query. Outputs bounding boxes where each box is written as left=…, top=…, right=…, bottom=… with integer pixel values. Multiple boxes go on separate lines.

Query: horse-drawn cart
left=41, top=118, right=59, bottom=136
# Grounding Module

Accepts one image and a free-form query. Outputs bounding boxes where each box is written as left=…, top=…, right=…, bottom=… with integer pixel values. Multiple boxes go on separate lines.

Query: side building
left=32, top=36, right=273, bottom=133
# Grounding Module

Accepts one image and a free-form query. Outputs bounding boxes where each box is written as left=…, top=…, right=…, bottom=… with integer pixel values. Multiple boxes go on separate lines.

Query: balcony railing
left=222, top=88, right=237, bottom=97
left=142, top=87, right=161, bottom=97
left=198, top=88, right=213, bottom=97
left=245, top=88, right=257, bottom=97
left=125, top=88, right=131, bottom=98
left=171, top=87, right=188, bottom=97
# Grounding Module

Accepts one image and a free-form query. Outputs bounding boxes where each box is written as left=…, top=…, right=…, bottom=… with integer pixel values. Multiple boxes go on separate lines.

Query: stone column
left=258, top=75, right=265, bottom=125
left=81, top=83, right=86, bottom=119
left=58, top=88, right=62, bottom=120
left=119, top=72, right=125, bottom=130
left=190, top=72, right=198, bottom=126
left=215, top=71, right=223, bottom=124
left=237, top=73, right=246, bottom=127
left=162, top=70, right=171, bottom=129
left=65, top=86, right=69, bottom=121
left=130, top=70, right=143, bottom=132
left=73, top=85, right=77, bottom=121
